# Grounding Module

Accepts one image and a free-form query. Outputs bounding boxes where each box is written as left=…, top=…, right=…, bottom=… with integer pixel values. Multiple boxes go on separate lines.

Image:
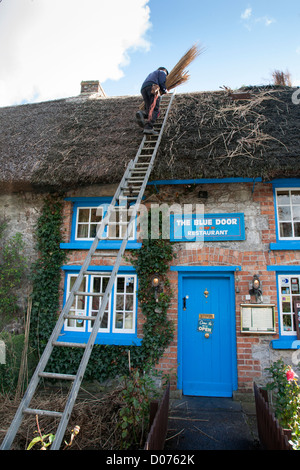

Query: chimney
left=80, top=80, right=106, bottom=97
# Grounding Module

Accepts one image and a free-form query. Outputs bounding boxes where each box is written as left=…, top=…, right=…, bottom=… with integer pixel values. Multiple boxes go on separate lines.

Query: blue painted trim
left=171, top=265, right=241, bottom=272
left=267, top=265, right=300, bottom=272
left=270, top=242, right=300, bottom=251
left=60, top=242, right=142, bottom=250
left=272, top=339, right=298, bottom=349
left=61, top=265, right=136, bottom=272
left=176, top=269, right=238, bottom=393
left=271, top=178, right=300, bottom=188
left=147, top=177, right=263, bottom=186
left=60, top=265, right=141, bottom=346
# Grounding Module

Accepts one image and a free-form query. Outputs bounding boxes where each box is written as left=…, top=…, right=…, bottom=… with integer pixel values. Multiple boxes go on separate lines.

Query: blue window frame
left=59, top=266, right=141, bottom=346
left=270, top=179, right=300, bottom=250
left=267, top=266, right=300, bottom=349
left=60, top=197, right=142, bottom=250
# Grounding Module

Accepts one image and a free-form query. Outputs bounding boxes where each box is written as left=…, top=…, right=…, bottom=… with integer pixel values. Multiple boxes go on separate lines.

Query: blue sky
left=105, top=0, right=300, bottom=95
left=0, top=0, right=299, bottom=107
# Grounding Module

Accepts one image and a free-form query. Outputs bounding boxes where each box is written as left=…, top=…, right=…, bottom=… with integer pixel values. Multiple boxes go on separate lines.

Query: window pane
left=277, top=191, right=290, bottom=205
left=291, top=191, right=300, bottom=204
left=282, top=301, right=291, bottom=313
left=294, top=223, right=300, bottom=238
left=115, top=313, right=123, bottom=329
left=125, top=295, right=133, bottom=310
left=77, top=224, right=89, bottom=238
left=116, top=294, right=124, bottom=310
left=124, top=312, right=133, bottom=329
left=117, top=277, right=125, bottom=292
left=280, top=222, right=292, bottom=238
left=278, top=206, right=291, bottom=221
left=90, top=224, right=98, bottom=238
left=103, top=277, right=109, bottom=291
left=283, top=314, right=292, bottom=331
left=126, top=278, right=134, bottom=293
left=293, top=206, right=300, bottom=221
left=93, top=277, right=101, bottom=292
left=78, top=208, right=90, bottom=223
left=91, top=208, right=102, bottom=222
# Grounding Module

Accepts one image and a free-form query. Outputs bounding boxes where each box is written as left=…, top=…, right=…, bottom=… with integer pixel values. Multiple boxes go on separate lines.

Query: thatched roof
left=0, top=86, right=299, bottom=193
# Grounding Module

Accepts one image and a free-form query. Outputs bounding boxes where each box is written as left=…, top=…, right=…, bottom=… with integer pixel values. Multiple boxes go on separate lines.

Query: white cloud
left=0, top=0, right=151, bottom=107
left=255, top=16, right=276, bottom=27
left=241, top=6, right=276, bottom=30
left=241, top=7, right=252, bottom=20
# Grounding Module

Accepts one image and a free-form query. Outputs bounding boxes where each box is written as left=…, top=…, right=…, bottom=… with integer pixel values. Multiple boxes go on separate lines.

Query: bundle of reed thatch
left=165, top=43, right=203, bottom=91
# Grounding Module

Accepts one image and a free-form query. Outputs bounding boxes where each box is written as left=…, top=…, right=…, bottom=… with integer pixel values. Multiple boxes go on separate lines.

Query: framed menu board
left=241, top=304, right=276, bottom=334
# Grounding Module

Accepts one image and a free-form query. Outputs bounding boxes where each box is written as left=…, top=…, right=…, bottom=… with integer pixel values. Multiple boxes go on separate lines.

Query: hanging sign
left=170, top=213, right=245, bottom=242
left=197, top=314, right=214, bottom=333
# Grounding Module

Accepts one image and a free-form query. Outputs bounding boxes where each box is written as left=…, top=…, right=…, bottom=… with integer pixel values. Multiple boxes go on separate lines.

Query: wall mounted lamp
left=151, top=273, right=161, bottom=302
left=249, top=274, right=263, bottom=303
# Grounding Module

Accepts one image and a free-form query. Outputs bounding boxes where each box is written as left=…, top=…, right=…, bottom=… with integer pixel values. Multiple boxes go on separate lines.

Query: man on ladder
left=136, top=67, right=169, bottom=135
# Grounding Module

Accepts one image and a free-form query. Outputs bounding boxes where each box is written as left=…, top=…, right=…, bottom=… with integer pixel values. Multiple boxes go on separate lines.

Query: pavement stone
left=164, top=396, right=261, bottom=451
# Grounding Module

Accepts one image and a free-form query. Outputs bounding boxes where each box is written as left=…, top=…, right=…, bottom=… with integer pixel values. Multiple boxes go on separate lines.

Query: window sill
left=270, top=242, right=300, bottom=251
left=60, top=241, right=142, bottom=250
left=272, top=337, right=300, bottom=349
left=57, top=331, right=142, bottom=346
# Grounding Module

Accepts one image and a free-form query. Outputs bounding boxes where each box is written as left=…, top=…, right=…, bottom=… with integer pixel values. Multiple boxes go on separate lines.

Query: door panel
left=181, top=275, right=236, bottom=397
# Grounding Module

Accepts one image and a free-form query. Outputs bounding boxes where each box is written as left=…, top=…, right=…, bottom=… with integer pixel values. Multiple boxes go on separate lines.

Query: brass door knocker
left=204, top=288, right=209, bottom=298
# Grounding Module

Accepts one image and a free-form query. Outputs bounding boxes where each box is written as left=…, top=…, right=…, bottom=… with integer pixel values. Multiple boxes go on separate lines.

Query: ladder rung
left=39, top=372, right=76, bottom=381
left=83, top=271, right=110, bottom=275
left=52, top=341, right=87, bottom=348
left=65, top=314, right=96, bottom=321
left=75, top=291, right=103, bottom=297
left=24, top=408, right=63, bottom=418
left=128, top=179, right=144, bottom=183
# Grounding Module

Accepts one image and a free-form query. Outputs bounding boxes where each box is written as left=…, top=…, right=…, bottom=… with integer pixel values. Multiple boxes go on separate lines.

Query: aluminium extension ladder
left=0, top=92, right=175, bottom=451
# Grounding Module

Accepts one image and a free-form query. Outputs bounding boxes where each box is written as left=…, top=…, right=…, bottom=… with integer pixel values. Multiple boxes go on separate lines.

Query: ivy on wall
left=29, top=195, right=67, bottom=356
left=29, top=198, right=175, bottom=382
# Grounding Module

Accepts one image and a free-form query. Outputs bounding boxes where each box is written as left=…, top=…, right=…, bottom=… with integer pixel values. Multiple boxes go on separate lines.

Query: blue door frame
left=174, top=267, right=238, bottom=397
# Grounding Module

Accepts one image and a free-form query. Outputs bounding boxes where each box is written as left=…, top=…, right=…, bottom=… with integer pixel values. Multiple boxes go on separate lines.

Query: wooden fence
left=253, top=382, right=292, bottom=450
left=144, top=382, right=170, bottom=450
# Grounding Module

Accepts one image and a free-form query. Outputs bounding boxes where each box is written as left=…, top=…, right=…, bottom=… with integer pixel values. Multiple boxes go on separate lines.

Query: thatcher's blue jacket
left=141, top=69, right=167, bottom=94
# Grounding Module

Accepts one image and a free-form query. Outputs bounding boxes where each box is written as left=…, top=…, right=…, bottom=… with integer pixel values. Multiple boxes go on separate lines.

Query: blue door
left=180, top=274, right=237, bottom=397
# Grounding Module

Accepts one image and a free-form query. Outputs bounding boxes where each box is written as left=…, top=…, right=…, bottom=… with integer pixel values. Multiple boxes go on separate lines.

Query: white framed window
left=278, top=274, right=300, bottom=335
left=75, top=205, right=135, bottom=241
left=75, top=206, right=103, bottom=240
left=276, top=189, right=300, bottom=240
left=64, top=272, right=137, bottom=335
left=113, top=275, right=136, bottom=333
